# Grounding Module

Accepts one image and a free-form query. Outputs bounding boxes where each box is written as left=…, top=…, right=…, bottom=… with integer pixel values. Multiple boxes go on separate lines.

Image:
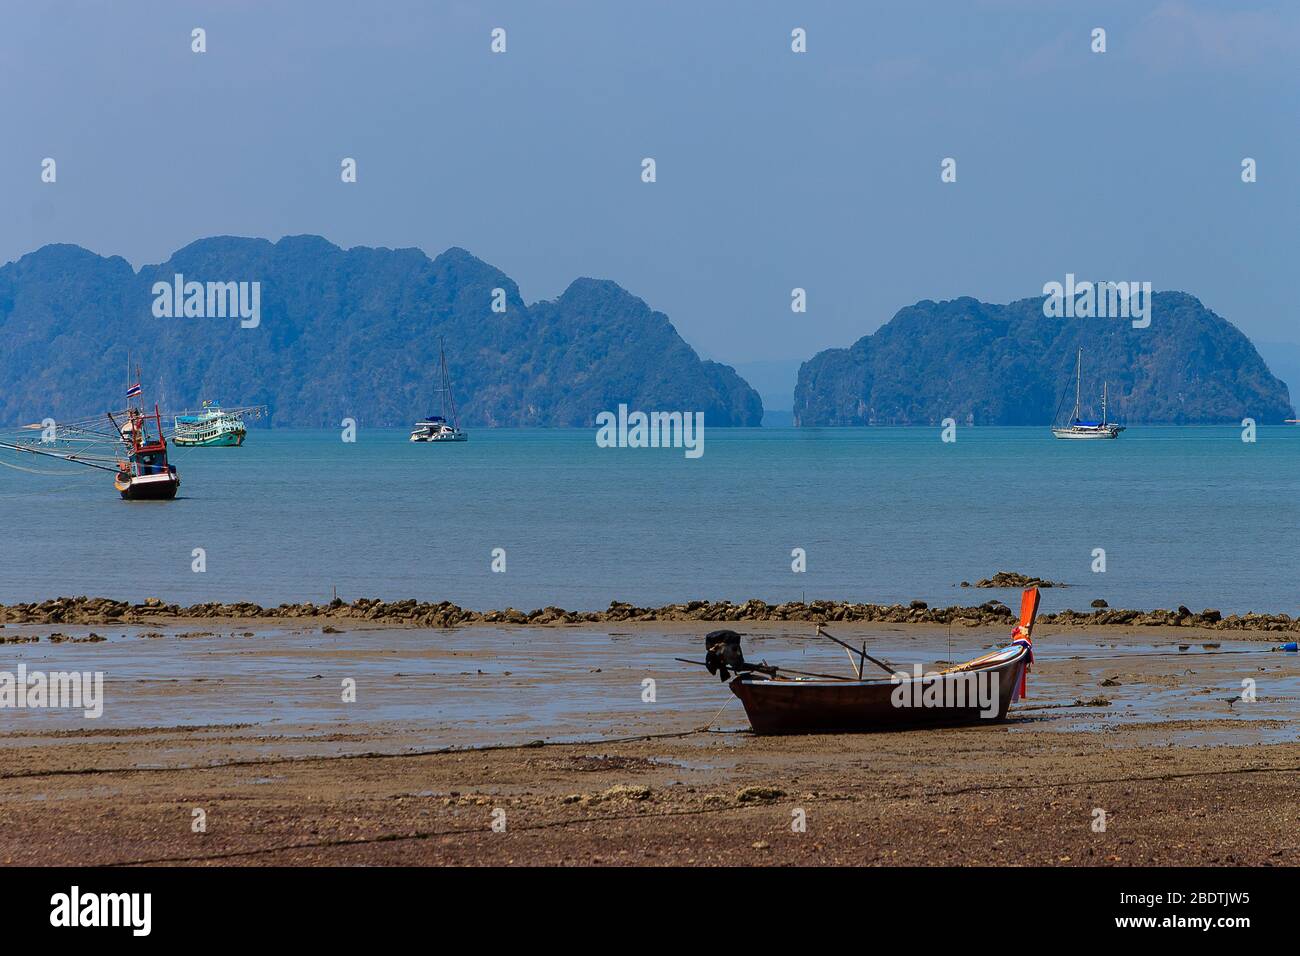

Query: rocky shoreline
left=1, top=595, right=1298, bottom=634
left=961, top=571, right=1067, bottom=589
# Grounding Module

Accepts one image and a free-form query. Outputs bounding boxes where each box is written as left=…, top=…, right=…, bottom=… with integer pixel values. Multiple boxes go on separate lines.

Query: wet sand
left=0, top=620, right=1295, bottom=866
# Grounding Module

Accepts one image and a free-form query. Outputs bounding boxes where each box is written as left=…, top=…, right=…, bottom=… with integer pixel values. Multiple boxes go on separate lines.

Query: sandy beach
left=0, top=616, right=1295, bottom=866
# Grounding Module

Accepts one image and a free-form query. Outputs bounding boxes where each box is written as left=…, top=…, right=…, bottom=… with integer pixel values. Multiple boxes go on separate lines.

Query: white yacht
left=411, top=338, right=468, bottom=442
left=1052, top=348, right=1125, bottom=440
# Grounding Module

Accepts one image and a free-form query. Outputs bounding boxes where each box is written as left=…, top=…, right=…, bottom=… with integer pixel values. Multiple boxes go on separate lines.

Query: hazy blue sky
left=3, top=0, right=1297, bottom=376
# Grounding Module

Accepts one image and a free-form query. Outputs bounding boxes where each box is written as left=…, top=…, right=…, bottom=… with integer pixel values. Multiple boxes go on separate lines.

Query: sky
left=2, top=0, right=1297, bottom=396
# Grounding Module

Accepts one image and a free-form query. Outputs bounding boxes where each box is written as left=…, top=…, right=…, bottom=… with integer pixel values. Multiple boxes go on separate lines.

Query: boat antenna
left=815, top=623, right=896, bottom=677
left=1073, top=347, right=1082, bottom=423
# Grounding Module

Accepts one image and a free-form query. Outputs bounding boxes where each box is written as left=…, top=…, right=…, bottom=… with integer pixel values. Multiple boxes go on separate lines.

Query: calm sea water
left=1, top=427, right=1297, bottom=615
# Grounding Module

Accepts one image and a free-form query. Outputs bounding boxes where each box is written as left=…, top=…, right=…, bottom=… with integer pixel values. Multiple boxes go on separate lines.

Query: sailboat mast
left=1074, top=348, right=1082, bottom=421
left=437, top=336, right=459, bottom=429
left=443, top=338, right=460, bottom=429
left=1102, top=381, right=1108, bottom=424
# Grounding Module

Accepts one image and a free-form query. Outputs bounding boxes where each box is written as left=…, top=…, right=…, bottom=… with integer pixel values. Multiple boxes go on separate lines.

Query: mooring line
left=910, top=762, right=1300, bottom=799
left=102, top=800, right=767, bottom=867
left=98, top=761, right=1300, bottom=867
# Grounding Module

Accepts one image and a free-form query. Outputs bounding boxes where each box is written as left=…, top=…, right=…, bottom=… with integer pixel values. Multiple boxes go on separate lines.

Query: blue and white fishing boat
left=173, top=401, right=266, bottom=446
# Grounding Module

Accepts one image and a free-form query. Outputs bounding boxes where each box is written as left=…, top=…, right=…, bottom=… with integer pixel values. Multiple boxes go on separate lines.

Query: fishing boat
left=1052, top=348, right=1124, bottom=439
left=110, top=403, right=180, bottom=499
left=0, top=369, right=180, bottom=500
left=173, top=401, right=267, bottom=446
left=410, top=337, right=467, bottom=442
left=684, top=588, right=1040, bottom=735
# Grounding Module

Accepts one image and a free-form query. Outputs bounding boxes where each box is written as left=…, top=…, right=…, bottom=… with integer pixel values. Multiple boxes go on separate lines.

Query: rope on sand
left=100, top=759, right=1300, bottom=868
left=103, top=799, right=769, bottom=867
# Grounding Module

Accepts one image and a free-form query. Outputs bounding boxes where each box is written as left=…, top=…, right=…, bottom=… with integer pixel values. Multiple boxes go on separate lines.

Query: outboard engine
left=704, top=629, right=747, bottom=681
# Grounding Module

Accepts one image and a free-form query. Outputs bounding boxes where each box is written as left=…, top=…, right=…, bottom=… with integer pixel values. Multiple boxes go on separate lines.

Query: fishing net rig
left=0, top=410, right=133, bottom=477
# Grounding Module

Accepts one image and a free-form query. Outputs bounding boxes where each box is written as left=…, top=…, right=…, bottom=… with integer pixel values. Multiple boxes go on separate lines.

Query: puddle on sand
left=0, top=624, right=1293, bottom=749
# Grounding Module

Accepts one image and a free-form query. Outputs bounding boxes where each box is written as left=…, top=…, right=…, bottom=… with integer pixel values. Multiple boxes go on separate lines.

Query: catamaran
left=1052, top=348, right=1125, bottom=439
left=410, top=338, right=467, bottom=442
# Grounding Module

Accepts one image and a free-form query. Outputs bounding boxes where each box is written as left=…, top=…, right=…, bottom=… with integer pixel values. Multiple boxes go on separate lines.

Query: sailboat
left=1052, top=348, right=1125, bottom=440
left=410, top=337, right=467, bottom=442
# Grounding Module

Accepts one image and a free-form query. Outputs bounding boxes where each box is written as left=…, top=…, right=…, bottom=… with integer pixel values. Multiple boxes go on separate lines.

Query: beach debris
left=736, top=786, right=786, bottom=803
left=1099, top=676, right=1121, bottom=687
left=581, top=785, right=652, bottom=805
left=1073, top=696, right=1111, bottom=707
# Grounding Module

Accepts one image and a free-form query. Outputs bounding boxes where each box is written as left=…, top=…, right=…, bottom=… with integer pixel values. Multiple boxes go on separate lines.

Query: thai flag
left=126, top=382, right=142, bottom=398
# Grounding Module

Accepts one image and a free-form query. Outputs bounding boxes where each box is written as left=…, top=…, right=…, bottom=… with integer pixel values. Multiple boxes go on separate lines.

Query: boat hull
left=174, top=429, right=244, bottom=447
left=410, top=431, right=467, bottom=442
left=1052, top=427, right=1121, bottom=439
left=729, top=646, right=1028, bottom=735
left=115, top=471, right=180, bottom=500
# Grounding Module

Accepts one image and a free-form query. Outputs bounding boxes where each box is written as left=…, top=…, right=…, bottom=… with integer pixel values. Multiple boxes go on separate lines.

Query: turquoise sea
left=1, top=426, right=1297, bottom=616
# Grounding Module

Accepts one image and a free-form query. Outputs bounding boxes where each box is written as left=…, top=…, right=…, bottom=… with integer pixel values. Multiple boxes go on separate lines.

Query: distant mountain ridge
left=0, top=236, right=763, bottom=427
left=794, top=293, right=1294, bottom=426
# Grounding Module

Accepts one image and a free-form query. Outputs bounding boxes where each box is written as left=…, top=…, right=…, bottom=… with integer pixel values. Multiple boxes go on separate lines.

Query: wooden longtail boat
left=695, top=588, right=1041, bottom=735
